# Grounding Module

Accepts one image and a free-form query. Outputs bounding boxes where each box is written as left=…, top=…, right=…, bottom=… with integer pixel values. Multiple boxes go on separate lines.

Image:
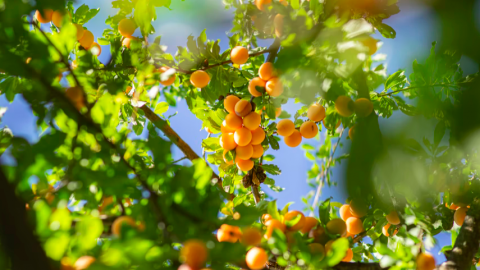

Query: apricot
left=122, top=37, right=138, bottom=49
left=236, top=144, right=253, bottom=160
left=256, top=0, right=272, bottom=11
left=90, top=42, right=101, bottom=56
left=262, top=213, right=272, bottom=224
left=274, top=14, right=284, bottom=37
left=324, top=239, right=335, bottom=252
left=118, top=18, right=136, bottom=37
left=112, top=216, right=137, bottom=236
left=35, top=9, right=53, bottom=23
left=354, top=98, right=373, bottom=117
left=74, top=256, right=96, bottom=270
left=300, top=121, right=318, bottom=139
left=342, top=248, right=353, bottom=262
left=158, top=66, right=176, bottom=86
left=382, top=223, right=398, bottom=237
left=221, top=120, right=236, bottom=134
left=265, top=77, right=283, bottom=97
left=349, top=200, right=367, bottom=218
left=236, top=157, right=254, bottom=172
left=361, top=37, right=378, bottom=55
left=264, top=219, right=286, bottom=239
left=284, top=210, right=306, bottom=231
left=454, top=207, right=468, bottom=226
left=386, top=211, right=400, bottom=225
left=335, top=96, right=355, bottom=117
left=309, top=243, right=325, bottom=260
left=235, top=99, right=253, bottom=117
left=279, top=0, right=288, bottom=5
left=416, top=253, right=436, bottom=270
left=223, top=151, right=234, bottom=165
left=78, top=30, right=94, bottom=49
left=74, top=24, right=84, bottom=40
left=446, top=202, right=460, bottom=210
left=243, top=112, right=261, bottom=131
left=346, top=217, right=364, bottom=235
left=259, top=62, right=275, bottom=81
left=242, top=227, right=262, bottom=246
left=276, top=119, right=295, bottom=136
left=52, top=11, right=65, bottom=27
left=224, top=95, right=240, bottom=114
left=231, top=46, right=249, bottom=65
left=190, top=70, right=211, bottom=88
left=246, top=247, right=268, bottom=270
left=284, top=130, right=302, bottom=147
left=326, top=218, right=347, bottom=236
left=180, top=240, right=208, bottom=268
left=217, top=224, right=242, bottom=243
left=220, top=133, right=237, bottom=151
left=225, top=113, right=243, bottom=130
left=275, top=107, right=282, bottom=118
left=309, top=226, right=329, bottom=244
left=251, top=127, right=266, bottom=145
left=251, top=144, right=264, bottom=159
left=307, top=104, right=326, bottom=122
left=249, top=77, right=266, bottom=97
left=323, top=119, right=341, bottom=130
left=348, top=125, right=356, bottom=139
left=300, top=217, right=318, bottom=234
left=234, top=127, right=253, bottom=146
left=98, top=196, right=114, bottom=212
left=340, top=204, right=353, bottom=221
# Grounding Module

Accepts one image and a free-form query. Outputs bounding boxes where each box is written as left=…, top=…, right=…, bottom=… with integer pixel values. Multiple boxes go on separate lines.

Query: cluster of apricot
left=248, top=62, right=283, bottom=98
left=447, top=203, right=471, bottom=227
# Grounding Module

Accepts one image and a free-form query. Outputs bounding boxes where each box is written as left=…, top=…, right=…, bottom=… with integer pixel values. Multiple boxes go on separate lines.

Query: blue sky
left=2, top=0, right=478, bottom=264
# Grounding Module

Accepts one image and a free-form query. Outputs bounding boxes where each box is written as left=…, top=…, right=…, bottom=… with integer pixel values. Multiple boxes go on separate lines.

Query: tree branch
left=376, top=83, right=466, bottom=97
left=334, top=262, right=386, bottom=270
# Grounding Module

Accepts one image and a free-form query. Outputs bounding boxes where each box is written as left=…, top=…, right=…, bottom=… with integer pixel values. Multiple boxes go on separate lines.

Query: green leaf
left=261, top=164, right=281, bottom=175
left=318, top=199, right=331, bottom=225
left=75, top=216, right=104, bottom=251
left=326, top=238, right=349, bottom=266
left=154, top=102, right=169, bottom=115
left=267, top=200, right=281, bottom=221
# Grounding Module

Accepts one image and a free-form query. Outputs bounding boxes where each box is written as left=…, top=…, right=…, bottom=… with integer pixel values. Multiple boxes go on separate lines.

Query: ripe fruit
left=234, top=127, right=253, bottom=146
left=217, top=224, right=242, bottom=243
left=259, top=62, right=275, bottom=81
left=251, top=144, right=264, bottom=159
left=276, top=119, right=295, bottom=136
left=52, top=11, right=65, bottom=27
left=309, top=243, right=325, bottom=260
left=349, top=125, right=356, bottom=139
left=78, top=30, right=94, bottom=49
left=354, top=98, right=373, bottom=117
left=309, top=226, right=329, bottom=244
left=342, top=248, right=353, bottom=262
left=190, top=70, right=211, bottom=88
left=221, top=120, right=236, bottom=134
left=307, top=104, right=326, bottom=122
left=340, top=204, right=353, bottom=221
left=224, top=95, right=240, bottom=114
left=275, top=107, right=282, bottom=118
left=111, top=216, right=136, bottom=236
left=235, top=100, right=253, bottom=117
left=246, top=247, right=268, bottom=270
left=346, top=217, right=364, bottom=235
left=236, top=144, right=253, bottom=160
left=300, top=121, right=318, bottom=139
left=416, top=253, right=436, bottom=270
left=335, top=96, right=355, bottom=117
left=230, top=46, right=249, bottom=65
left=361, top=37, right=378, bottom=55
left=236, top=157, right=254, bottom=171
left=249, top=77, right=266, bottom=97
left=265, top=77, right=283, bottom=97
left=279, top=0, right=288, bottom=6
left=180, top=240, right=208, bottom=268
left=122, top=37, right=138, bottom=49
left=220, top=133, right=237, bottom=151
left=446, top=202, right=460, bottom=210
left=386, top=211, right=401, bottom=225
left=323, top=119, right=341, bottom=130
left=382, top=223, right=398, bottom=237
left=349, top=200, right=367, bottom=218
left=74, top=24, right=84, bottom=40
left=225, top=113, right=243, bottom=130
left=244, top=112, right=261, bottom=130
left=74, top=256, right=96, bottom=270
left=454, top=207, right=468, bottom=226
left=326, top=218, right=347, bottom=236
left=251, top=127, right=266, bottom=145
left=256, top=0, right=272, bottom=11
left=90, top=42, right=101, bottom=56
left=300, top=217, right=318, bottom=234
left=284, top=210, right=306, bottom=231
left=284, top=130, right=302, bottom=147
left=262, top=213, right=272, bottom=224
left=274, top=14, right=284, bottom=37
left=265, top=219, right=286, bottom=239
left=158, top=66, right=176, bottom=86
left=242, top=227, right=262, bottom=246
left=118, top=18, right=136, bottom=37
left=98, top=196, right=114, bottom=212
left=35, top=9, right=53, bottom=23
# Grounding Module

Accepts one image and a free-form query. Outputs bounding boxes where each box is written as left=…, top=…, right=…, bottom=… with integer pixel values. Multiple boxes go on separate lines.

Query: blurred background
left=1, top=0, right=480, bottom=264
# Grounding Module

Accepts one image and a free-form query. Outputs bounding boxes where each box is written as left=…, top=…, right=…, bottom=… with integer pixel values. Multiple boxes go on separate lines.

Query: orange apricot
left=454, top=207, right=468, bottom=226
left=309, top=243, right=325, bottom=260
left=180, top=240, right=208, bottom=268
left=118, top=18, right=136, bottom=37
left=265, top=77, right=283, bottom=97
left=223, top=151, right=234, bottom=165
left=349, top=200, right=367, bottom=218
left=340, top=204, right=353, bottom=221
left=259, top=62, right=275, bottom=81
left=446, top=202, right=460, bottom=210
left=274, top=14, right=284, bottom=37
left=251, top=144, right=264, bottom=159
left=158, top=66, right=176, bottom=86
left=221, top=120, right=236, bottom=134
left=342, top=248, right=353, bottom=262
left=307, top=104, right=326, bottom=122
left=265, top=219, right=286, bottom=239
left=309, top=226, right=329, bottom=244
left=225, top=113, right=243, bottom=130
left=361, top=37, right=378, bottom=55
left=224, top=95, right=240, bottom=114
left=235, top=100, right=253, bottom=117
left=231, top=46, right=249, bottom=65
left=354, top=98, right=373, bottom=117
left=276, top=119, right=295, bottom=136
left=236, top=157, right=254, bottom=172
left=275, top=107, right=282, bottom=118
left=335, top=96, right=355, bottom=117
left=284, top=210, right=306, bottom=231
left=217, top=224, right=242, bottom=243
left=323, top=119, right=341, bottom=130
left=74, top=24, right=84, bottom=40
left=242, top=227, right=262, bottom=246
left=74, top=256, right=96, bottom=270
left=386, top=211, right=400, bottom=225
left=262, top=213, right=272, bottom=224
left=35, top=9, right=53, bottom=23
left=325, top=239, right=335, bottom=252
left=122, top=37, right=138, bottom=49
left=279, top=0, right=288, bottom=6
left=249, top=77, right=266, bottom=97
left=284, top=130, right=302, bottom=147
left=78, top=30, right=94, bottom=49
left=300, top=121, right=318, bottom=139
left=416, top=253, right=436, bottom=270
left=382, top=223, right=398, bottom=237
left=346, top=217, right=364, bottom=235
left=349, top=125, right=356, bottom=139
left=246, top=247, right=268, bottom=270
left=190, top=70, right=211, bottom=88
left=90, top=42, right=101, bottom=56
left=256, top=0, right=272, bottom=11
left=326, top=218, right=347, bottom=236
left=244, top=112, right=261, bottom=131
left=234, top=127, right=253, bottom=146
left=251, top=127, right=266, bottom=145
left=111, top=216, right=136, bottom=236
left=52, top=11, right=65, bottom=27
left=98, top=196, right=114, bottom=212
left=236, top=144, right=254, bottom=160
left=300, top=217, right=318, bottom=234
left=220, top=133, right=237, bottom=151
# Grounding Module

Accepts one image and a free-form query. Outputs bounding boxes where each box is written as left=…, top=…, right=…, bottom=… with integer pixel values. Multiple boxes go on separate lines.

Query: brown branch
left=334, top=262, right=386, bottom=270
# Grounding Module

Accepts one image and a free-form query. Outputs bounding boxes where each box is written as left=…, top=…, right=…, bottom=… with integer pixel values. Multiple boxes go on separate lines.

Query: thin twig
left=376, top=83, right=466, bottom=97
left=172, top=156, right=188, bottom=164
